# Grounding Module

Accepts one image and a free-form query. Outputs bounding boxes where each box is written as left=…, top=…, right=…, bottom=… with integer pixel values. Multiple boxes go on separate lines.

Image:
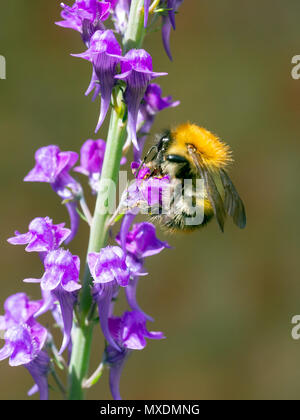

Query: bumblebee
left=142, top=122, right=246, bottom=232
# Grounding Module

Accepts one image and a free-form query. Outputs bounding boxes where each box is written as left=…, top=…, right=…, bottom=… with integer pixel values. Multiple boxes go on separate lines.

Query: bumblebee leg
left=136, top=145, right=158, bottom=178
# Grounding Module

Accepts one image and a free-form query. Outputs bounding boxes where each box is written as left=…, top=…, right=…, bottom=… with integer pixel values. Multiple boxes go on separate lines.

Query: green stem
left=68, top=323, right=93, bottom=400
left=67, top=0, right=147, bottom=400
left=123, top=0, right=146, bottom=53
left=88, top=106, right=127, bottom=255
left=51, top=365, right=67, bottom=398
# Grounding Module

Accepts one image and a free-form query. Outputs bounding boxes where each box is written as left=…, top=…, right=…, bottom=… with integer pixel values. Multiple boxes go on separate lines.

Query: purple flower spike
left=73, top=30, right=123, bottom=131
left=56, top=0, right=111, bottom=45
left=7, top=217, right=71, bottom=254
left=162, top=0, right=184, bottom=60
left=24, top=145, right=81, bottom=244
left=25, top=351, right=50, bottom=401
left=25, top=249, right=81, bottom=354
left=88, top=246, right=130, bottom=351
left=74, top=139, right=106, bottom=193
left=106, top=311, right=165, bottom=400
left=115, top=49, right=167, bottom=150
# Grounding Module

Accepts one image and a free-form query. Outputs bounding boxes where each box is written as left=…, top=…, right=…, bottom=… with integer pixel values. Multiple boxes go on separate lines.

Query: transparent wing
left=187, top=146, right=226, bottom=232
left=220, top=169, right=246, bottom=229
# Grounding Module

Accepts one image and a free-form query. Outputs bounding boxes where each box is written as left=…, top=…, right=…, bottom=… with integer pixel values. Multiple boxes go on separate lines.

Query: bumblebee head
left=169, top=123, right=232, bottom=171
left=144, top=123, right=233, bottom=178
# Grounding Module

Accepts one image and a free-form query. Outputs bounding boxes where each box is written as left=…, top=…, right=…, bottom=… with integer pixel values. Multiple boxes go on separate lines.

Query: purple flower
left=24, top=146, right=78, bottom=184
left=88, top=246, right=130, bottom=286
left=121, top=162, right=170, bottom=214
left=162, top=0, right=184, bottom=60
left=24, top=146, right=81, bottom=244
left=106, top=0, right=118, bottom=8
left=26, top=351, right=51, bottom=401
left=88, top=246, right=130, bottom=351
left=112, top=0, right=131, bottom=34
left=134, top=84, right=179, bottom=159
left=0, top=293, right=43, bottom=330
left=118, top=222, right=170, bottom=259
left=141, top=83, right=180, bottom=117
left=115, top=49, right=167, bottom=150
left=73, top=30, right=123, bottom=132
left=106, top=310, right=165, bottom=400
left=0, top=321, right=48, bottom=368
left=56, top=0, right=111, bottom=45
left=116, top=221, right=170, bottom=320
left=25, top=249, right=81, bottom=354
left=74, top=139, right=106, bottom=193
left=7, top=217, right=71, bottom=254
left=0, top=294, right=50, bottom=400
left=110, top=310, right=165, bottom=349
left=144, top=0, right=151, bottom=26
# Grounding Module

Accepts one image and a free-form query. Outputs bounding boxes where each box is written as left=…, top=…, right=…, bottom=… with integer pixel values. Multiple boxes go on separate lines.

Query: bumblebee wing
left=220, top=169, right=246, bottom=229
left=188, top=147, right=226, bottom=232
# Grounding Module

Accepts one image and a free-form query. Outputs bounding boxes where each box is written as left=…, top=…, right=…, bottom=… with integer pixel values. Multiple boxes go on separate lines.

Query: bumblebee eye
left=166, top=154, right=189, bottom=164
left=160, top=138, right=169, bottom=149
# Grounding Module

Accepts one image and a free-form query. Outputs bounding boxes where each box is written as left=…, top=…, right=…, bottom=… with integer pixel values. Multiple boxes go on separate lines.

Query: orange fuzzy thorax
left=170, top=123, right=232, bottom=170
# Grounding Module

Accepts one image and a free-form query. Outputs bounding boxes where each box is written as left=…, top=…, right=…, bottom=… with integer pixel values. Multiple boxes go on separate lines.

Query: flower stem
left=50, top=365, right=66, bottom=398
left=68, top=322, right=93, bottom=400
left=123, top=0, right=146, bottom=53
left=67, top=0, right=147, bottom=401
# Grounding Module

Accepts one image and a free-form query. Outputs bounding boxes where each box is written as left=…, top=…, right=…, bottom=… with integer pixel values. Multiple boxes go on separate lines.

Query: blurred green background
left=1, top=0, right=300, bottom=400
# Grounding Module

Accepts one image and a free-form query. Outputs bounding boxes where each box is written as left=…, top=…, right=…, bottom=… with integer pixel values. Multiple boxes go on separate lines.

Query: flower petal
left=53, top=289, right=77, bottom=355
left=93, top=283, right=121, bottom=352
left=144, top=0, right=151, bottom=27
left=7, top=232, right=32, bottom=246
left=41, top=268, right=64, bottom=291
left=0, top=343, right=13, bottom=361
left=25, top=351, right=50, bottom=400
left=125, top=276, right=154, bottom=322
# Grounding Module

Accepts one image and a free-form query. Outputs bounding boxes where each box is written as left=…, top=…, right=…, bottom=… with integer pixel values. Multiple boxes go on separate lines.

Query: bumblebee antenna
left=136, top=145, right=158, bottom=178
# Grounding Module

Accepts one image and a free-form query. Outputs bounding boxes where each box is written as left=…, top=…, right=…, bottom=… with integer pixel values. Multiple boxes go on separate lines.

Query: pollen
left=171, top=123, right=232, bottom=169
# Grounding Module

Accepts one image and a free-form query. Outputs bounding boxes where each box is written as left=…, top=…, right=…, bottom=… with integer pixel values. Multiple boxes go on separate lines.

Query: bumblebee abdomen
left=152, top=198, right=215, bottom=233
